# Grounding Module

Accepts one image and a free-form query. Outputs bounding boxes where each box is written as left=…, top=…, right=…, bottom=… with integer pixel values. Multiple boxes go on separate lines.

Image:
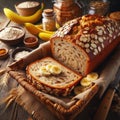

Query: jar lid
left=55, top=0, right=73, bottom=2
left=43, top=9, right=54, bottom=17
left=90, top=1, right=109, bottom=8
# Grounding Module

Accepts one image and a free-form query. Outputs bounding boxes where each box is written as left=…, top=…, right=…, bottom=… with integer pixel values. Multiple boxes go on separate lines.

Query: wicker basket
left=7, top=41, right=120, bottom=120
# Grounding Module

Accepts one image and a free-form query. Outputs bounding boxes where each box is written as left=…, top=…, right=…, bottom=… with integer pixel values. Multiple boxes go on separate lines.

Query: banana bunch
left=39, top=64, right=62, bottom=76
left=24, top=23, right=55, bottom=41
left=74, top=72, right=99, bottom=95
left=3, top=3, right=44, bottom=24
left=38, top=32, right=54, bottom=41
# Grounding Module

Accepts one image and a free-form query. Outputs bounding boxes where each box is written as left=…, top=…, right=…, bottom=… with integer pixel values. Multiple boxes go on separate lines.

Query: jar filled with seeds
left=42, top=9, right=56, bottom=31
left=53, top=0, right=83, bottom=26
left=88, top=0, right=110, bottom=16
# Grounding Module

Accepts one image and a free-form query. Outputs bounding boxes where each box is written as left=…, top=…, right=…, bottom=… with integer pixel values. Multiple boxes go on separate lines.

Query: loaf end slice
left=26, top=57, right=82, bottom=96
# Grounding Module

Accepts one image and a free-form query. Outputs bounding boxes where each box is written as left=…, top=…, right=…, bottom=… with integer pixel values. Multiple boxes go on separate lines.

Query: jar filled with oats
left=42, top=9, right=56, bottom=31
left=88, top=0, right=110, bottom=16
left=53, top=0, right=83, bottom=26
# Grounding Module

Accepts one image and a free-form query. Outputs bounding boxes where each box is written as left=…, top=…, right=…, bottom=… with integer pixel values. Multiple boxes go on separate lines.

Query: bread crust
left=109, top=11, right=120, bottom=21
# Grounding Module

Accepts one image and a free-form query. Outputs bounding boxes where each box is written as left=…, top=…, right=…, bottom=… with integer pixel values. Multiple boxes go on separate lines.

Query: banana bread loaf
left=50, top=15, right=120, bottom=76
left=26, top=57, right=82, bottom=96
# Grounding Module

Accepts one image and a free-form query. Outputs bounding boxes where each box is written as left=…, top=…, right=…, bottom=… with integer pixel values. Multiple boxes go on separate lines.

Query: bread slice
left=26, top=57, right=82, bottom=96
left=109, top=11, right=120, bottom=21
left=50, top=15, right=120, bottom=76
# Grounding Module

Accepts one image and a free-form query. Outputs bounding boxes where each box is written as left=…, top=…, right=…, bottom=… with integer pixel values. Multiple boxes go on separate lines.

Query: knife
left=93, top=66, right=120, bottom=120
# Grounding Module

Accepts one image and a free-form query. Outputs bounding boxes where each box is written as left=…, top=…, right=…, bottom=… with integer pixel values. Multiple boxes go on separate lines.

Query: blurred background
left=0, top=0, right=120, bottom=13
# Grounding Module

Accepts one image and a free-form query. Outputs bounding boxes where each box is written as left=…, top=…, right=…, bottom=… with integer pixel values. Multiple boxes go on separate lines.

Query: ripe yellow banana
left=24, top=23, right=55, bottom=35
left=56, top=22, right=61, bottom=29
left=80, top=72, right=99, bottom=87
left=80, top=77, right=92, bottom=87
left=3, top=3, right=44, bottom=24
left=35, top=24, right=43, bottom=29
left=38, top=32, right=54, bottom=41
left=36, top=23, right=60, bottom=30
left=25, top=23, right=41, bottom=35
left=74, top=86, right=86, bottom=95
left=86, top=72, right=99, bottom=81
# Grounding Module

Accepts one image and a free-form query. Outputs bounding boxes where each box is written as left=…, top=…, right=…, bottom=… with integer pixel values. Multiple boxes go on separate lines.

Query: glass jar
left=42, top=9, right=56, bottom=31
left=88, top=0, right=110, bottom=16
left=53, top=0, right=83, bottom=26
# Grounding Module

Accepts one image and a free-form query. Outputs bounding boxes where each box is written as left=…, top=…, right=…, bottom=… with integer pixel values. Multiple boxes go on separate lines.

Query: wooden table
left=0, top=0, right=120, bottom=120
left=0, top=12, right=31, bottom=120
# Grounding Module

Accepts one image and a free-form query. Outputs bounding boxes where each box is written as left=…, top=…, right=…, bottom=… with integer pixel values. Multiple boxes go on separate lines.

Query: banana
left=49, top=65, right=62, bottom=75
left=46, top=64, right=53, bottom=71
left=74, top=86, right=85, bottom=95
left=80, top=77, right=92, bottom=87
left=35, top=24, right=43, bottom=29
left=35, top=22, right=60, bottom=30
left=38, top=32, right=54, bottom=41
left=24, top=23, right=55, bottom=35
left=74, top=84, right=93, bottom=95
left=56, top=22, right=61, bottom=29
left=39, top=64, right=61, bottom=76
left=3, top=3, right=44, bottom=24
left=86, top=72, right=99, bottom=81
left=39, top=66, right=51, bottom=76
left=24, top=23, right=41, bottom=35
left=80, top=72, right=99, bottom=87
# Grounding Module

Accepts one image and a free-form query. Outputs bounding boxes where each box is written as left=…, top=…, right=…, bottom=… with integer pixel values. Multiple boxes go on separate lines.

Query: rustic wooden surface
left=0, top=0, right=120, bottom=120
left=0, top=13, right=30, bottom=120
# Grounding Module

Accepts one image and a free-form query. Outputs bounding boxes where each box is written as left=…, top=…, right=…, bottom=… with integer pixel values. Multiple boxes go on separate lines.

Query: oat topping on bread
left=51, top=15, right=120, bottom=76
